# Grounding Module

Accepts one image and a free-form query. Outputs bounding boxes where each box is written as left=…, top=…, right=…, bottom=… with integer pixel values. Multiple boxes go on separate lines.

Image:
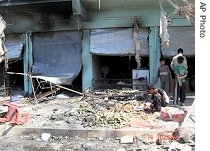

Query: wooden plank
left=54, top=84, right=84, bottom=96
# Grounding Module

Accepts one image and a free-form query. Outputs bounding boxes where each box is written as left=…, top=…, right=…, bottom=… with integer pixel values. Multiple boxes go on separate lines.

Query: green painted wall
left=84, top=8, right=160, bottom=28
left=4, top=13, right=82, bottom=34
left=2, top=4, right=193, bottom=93
left=3, top=8, right=192, bottom=34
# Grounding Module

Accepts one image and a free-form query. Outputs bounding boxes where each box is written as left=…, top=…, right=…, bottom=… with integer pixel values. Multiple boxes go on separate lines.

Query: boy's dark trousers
left=161, top=82, right=169, bottom=95
left=176, top=82, right=186, bottom=103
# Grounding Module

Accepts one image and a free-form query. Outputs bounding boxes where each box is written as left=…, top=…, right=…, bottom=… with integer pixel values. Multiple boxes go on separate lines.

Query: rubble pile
left=0, top=88, right=195, bottom=151
left=1, top=89, right=191, bottom=131
left=49, top=91, right=156, bottom=129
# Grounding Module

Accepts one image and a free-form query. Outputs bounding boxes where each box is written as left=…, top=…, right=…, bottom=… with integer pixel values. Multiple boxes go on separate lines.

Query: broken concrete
left=120, top=135, right=134, bottom=144
left=174, top=126, right=193, bottom=143
left=168, top=142, right=192, bottom=151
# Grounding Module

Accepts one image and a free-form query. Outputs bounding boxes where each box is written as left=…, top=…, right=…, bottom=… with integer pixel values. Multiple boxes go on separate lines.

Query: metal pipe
left=166, top=0, right=180, bottom=10
left=98, top=0, right=100, bottom=11
left=104, top=16, right=140, bottom=20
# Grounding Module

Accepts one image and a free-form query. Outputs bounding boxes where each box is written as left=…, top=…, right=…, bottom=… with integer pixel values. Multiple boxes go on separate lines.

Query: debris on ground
left=0, top=102, right=30, bottom=125
left=174, top=126, right=193, bottom=143
left=0, top=89, right=195, bottom=150
left=120, top=135, right=134, bottom=144
left=0, top=89, right=194, bottom=131
left=160, top=107, right=187, bottom=122
left=1, top=89, right=160, bottom=129
left=41, top=132, right=51, bottom=141
left=0, top=133, right=195, bottom=151
left=168, top=142, right=192, bottom=151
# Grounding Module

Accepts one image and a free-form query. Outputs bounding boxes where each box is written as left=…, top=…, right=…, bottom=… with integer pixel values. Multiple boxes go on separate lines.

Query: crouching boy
left=146, top=85, right=170, bottom=112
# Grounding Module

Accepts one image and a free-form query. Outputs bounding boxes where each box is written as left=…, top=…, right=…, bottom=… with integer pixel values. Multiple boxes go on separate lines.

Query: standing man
left=170, top=48, right=188, bottom=71
left=170, top=48, right=188, bottom=104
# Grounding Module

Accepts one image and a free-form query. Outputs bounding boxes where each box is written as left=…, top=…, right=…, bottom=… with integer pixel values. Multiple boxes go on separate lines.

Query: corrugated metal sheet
left=32, top=31, right=82, bottom=85
left=161, top=27, right=195, bottom=57
left=90, top=28, right=149, bottom=56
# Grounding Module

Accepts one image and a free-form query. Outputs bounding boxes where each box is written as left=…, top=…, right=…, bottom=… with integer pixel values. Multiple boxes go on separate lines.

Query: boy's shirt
left=157, top=88, right=170, bottom=104
left=170, top=53, right=188, bottom=70
left=174, top=64, right=187, bottom=83
left=157, top=65, right=172, bottom=82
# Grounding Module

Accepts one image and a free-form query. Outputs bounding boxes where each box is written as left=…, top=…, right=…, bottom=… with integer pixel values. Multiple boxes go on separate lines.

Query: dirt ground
left=0, top=90, right=195, bottom=151
left=0, top=133, right=159, bottom=151
left=0, top=132, right=195, bottom=151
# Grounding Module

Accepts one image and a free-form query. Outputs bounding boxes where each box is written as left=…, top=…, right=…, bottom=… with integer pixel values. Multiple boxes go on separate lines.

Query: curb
left=0, top=125, right=163, bottom=138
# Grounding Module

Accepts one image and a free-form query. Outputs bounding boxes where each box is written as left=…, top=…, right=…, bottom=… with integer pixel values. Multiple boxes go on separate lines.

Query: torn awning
left=90, top=28, right=149, bottom=56
left=161, top=27, right=195, bottom=57
left=4, top=34, right=24, bottom=60
left=32, top=31, right=82, bottom=85
left=4, top=34, right=23, bottom=60
left=5, top=43, right=23, bottom=60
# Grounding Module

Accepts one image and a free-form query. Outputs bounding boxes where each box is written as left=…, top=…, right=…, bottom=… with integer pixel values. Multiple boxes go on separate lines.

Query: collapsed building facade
left=0, top=0, right=195, bottom=96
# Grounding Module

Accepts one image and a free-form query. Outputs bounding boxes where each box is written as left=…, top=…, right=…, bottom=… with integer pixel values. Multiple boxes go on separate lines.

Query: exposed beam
left=3, top=13, right=82, bottom=33
left=0, top=0, right=71, bottom=6
left=72, top=0, right=88, bottom=20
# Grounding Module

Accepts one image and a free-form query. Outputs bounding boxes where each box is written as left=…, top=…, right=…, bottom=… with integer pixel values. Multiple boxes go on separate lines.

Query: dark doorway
left=0, top=59, right=24, bottom=96
left=7, top=60, right=24, bottom=90
left=92, top=55, right=149, bottom=90
left=94, top=55, right=149, bottom=79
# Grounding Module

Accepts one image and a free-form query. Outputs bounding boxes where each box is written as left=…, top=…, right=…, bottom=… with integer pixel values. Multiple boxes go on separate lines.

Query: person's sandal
left=173, top=100, right=178, bottom=105
left=180, top=103, right=185, bottom=106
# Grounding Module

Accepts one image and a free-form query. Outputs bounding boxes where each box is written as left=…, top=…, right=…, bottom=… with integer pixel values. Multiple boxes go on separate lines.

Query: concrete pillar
left=149, top=26, right=161, bottom=87
left=82, top=29, right=93, bottom=92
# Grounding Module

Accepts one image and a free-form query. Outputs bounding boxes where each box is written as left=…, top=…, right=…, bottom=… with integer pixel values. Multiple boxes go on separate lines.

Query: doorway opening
left=92, top=55, right=149, bottom=90
left=0, top=59, right=24, bottom=96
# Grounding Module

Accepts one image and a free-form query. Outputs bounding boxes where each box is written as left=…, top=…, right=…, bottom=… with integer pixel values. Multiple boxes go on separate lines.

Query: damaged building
left=0, top=0, right=195, bottom=96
